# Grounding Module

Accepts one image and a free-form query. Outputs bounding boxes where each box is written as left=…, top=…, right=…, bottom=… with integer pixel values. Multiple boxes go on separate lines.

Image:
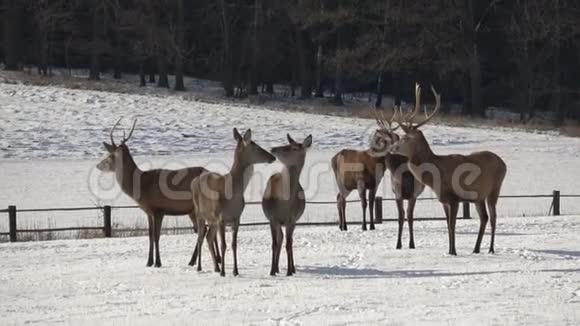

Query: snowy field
left=1, top=83, right=580, bottom=230
left=1, top=82, right=580, bottom=324
left=1, top=216, right=580, bottom=325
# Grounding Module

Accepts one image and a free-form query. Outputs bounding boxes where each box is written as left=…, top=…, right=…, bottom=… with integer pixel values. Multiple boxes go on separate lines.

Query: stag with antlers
left=97, top=118, right=220, bottom=268
left=373, top=85, right=426, bottom=248
left=389, top=85, right=507, bottom=255
left=332, top=89, right=424, bottom=245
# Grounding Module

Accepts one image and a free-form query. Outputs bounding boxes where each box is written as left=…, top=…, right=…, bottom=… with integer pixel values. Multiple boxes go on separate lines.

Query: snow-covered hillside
left=1, top=82, right=579, bottom=228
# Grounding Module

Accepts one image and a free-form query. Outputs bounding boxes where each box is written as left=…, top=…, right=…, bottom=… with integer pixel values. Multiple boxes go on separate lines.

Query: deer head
left=389, top=84, right=441, bottom=158
left=233, top=128, right=276, bottom=165
left=97, top=118, right=138, bottom=172
left=369, top=105, right=401, bottom=156
left=270, top=134, right=312, bottom=168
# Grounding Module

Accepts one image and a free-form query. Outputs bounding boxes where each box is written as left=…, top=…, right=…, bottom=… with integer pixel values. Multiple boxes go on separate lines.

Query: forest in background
left=1, top=0, right=580, bottom=125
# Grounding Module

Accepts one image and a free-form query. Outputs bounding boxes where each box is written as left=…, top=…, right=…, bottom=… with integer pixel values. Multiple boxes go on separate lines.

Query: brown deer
left=389, top=85, right=507, bottom=255
left=373, top=86, right=426, bottom=249
left=192, top=128, right=275, bottom=276
left=97, top=118, right=219, bottom=268
left=262, top=134, right=312, bottom=276
left=331, top=90, right=424, bottom=247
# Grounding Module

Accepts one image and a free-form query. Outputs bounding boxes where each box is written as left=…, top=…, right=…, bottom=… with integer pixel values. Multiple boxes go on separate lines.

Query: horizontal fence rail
left=0, top=190, right=578, bottom=243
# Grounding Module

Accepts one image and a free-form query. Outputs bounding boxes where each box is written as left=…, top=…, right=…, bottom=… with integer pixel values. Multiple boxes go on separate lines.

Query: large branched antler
left=374, top=105, right=400, bottom=132
left=397, top=83, right=441, bottom=130
left=109, top=117, right=138, bottom=146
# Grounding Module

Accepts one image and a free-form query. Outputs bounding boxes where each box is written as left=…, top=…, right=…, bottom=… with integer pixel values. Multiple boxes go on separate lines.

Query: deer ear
left=243, top=129, right=252, bottom=142
left=303, top=135, right=312, bottom=148
left=287, top=133, right=297, bottom=144
left=103, top=142, right=115, bottom=153
left=233, top=128, right=242, bottom=142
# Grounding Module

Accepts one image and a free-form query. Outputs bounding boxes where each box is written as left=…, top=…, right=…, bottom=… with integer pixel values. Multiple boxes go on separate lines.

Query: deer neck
left=281, top=164, right=303, bottom=197
left=404, top=134, right=433, bottom=164
left=115, top=150, right=142, bottom=198
left=228, top=155, right=254, bottom=195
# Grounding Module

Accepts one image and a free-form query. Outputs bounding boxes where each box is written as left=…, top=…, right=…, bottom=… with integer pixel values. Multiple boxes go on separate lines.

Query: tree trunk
left=218, top=0, right=234, bottom=97
left=157, top=56, right=170, bottom=88
left=148, top=59, right=156, bottom=83
left=515, top=58, right=532, bottom=123
left=461, top=73, right=471, bottom=115
left=552, top=0, right=564, bottom=127
left=248, top=0, right=261, bottom=95
left=375, top=72, right=384, bottom=108
left=2, top=1, right=23, bottom=71
left=174, top=0, right=186, bottom=91
left=113, top=37, right=122, bottom=79
left=315, top=43, right=324, bottom=97
left=89, top=6, right=101, bottom=80
left=266, top=82, right=274, bottom=94
left=39, top=31, right=48, bottom=76
left=47, top=21, right=54, bottom=77
left=296, top=29, right=312, bottom=99
left=333, top=23, right=344, bottom=106
left=462, top=0, right=483, bottom=116
left=470, top=45, right=484, bottom=117
left=139, top=60, right=146, bottom=87
left=65, top=37, right=72, bottom=77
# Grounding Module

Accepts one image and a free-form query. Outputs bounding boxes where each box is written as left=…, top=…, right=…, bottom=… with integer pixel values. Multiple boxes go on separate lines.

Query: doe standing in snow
left=262, top=134, right=312, bottom=276
left=96, top=118, right=219, bottom=268
left=389, top=85, right=507, bottom=255
left=192, top=128, right=275, bottom=276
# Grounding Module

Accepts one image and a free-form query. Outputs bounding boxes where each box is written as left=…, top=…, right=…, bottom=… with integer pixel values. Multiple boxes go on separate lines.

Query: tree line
left=1, top=0, right=579, bottom=125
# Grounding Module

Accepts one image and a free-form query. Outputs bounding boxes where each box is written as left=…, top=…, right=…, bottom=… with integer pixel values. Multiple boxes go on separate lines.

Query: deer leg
left=219, top=221, right=227, bottom=277
left=407, top=198, right=417, bottom=249
left=338, top=193, right=347, bottom=231
left=189, top=242, right=198, bottom=266
left=336, top=193, right=343, bottom=231
left=368, top=188, right=376, bottom=230
left=473, top=201, right=489, bottom=254
left=274, top=225, right=283, bottom=274
left=213, top=236, right=221, bottom=262
left=443, top=203, right=452, bottom=253
left=206, top=225, right=220, bottom=273
left=395, top=199, right=404, bottom=249
left=286, top=224, right=296, bottom=276
left=195, top=219, right=207, bottom=272
left=488, top=203, right=497, bottom=254
left=269, top=222, right=278, bottom=276
left=146, top=214, right=154, bottom=267
left=188, top=213, right=199, bottom=266
left=232, top=220, right=240, bottom=276
left=153, top=214, right=164, bottom=267
left=357, top=182, right=368, bottom=231
left=448, top=202, right=459, bottom=256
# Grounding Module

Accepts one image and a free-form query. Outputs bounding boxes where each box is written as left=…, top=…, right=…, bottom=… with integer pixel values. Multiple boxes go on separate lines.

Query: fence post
left=374, top=197, right=383, bottom=224
left=462, top=202, right=471, bottom=219
left=8, top=205, right=17, bottom=242
left=103, top=205, right=112, bottom=237
left=552, top=190, right=560, bottom=216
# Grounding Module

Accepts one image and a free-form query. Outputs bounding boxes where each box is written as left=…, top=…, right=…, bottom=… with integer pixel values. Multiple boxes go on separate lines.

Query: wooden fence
left=0, top=190, right=576, bottom=243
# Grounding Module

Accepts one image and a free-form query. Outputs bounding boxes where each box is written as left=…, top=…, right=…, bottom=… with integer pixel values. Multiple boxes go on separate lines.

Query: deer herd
left=97, top=83, right=507, bottom=277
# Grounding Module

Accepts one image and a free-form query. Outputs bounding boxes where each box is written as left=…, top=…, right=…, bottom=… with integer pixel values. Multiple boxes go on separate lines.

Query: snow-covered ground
left=1, top=215, right=580, bottom=325
left=1, top=81, right=580, bottom=324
